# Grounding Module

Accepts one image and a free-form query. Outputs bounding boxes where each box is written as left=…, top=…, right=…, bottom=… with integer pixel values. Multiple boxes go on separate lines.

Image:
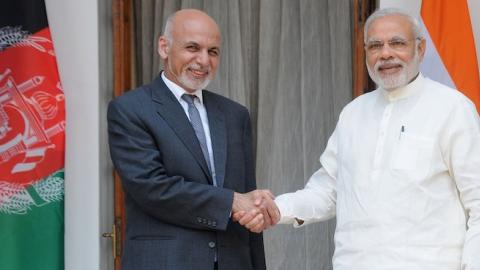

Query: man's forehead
left=173, top=20, right=220, bottom=42
left=367, top=15, right=413, bottom=40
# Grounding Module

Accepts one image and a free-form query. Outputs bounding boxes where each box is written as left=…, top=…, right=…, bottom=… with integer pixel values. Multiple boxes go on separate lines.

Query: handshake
left=231, top=190, right=280, bottom=233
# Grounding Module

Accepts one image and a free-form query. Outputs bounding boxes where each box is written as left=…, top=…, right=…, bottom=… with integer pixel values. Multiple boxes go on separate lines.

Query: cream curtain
left=132, top=1, right=353, bottom=269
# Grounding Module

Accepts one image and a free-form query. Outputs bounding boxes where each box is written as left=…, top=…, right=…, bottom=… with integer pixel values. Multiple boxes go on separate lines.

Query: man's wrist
left=232, top=192, right=241, bottom=213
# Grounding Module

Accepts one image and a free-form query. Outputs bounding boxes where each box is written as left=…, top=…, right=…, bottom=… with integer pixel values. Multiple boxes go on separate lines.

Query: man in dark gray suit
left=108, top=9, right=279, bottom=270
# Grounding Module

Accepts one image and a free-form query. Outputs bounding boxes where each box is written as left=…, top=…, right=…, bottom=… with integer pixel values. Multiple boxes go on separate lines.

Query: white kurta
left=275, top=74, right=480, bottom=270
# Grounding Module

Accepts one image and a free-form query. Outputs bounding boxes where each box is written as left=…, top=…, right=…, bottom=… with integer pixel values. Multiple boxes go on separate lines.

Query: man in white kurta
left=274, top=9, right=480, bottom=270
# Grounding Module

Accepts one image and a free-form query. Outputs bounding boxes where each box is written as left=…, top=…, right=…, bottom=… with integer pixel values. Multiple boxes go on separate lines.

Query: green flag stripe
left=0, top=169, right=64, bottom=270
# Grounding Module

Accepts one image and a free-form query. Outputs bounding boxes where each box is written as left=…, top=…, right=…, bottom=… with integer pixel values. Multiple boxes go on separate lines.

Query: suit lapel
left=150, top=75, right=213, bottom=184
left=204, top=91, right=227, bottom=187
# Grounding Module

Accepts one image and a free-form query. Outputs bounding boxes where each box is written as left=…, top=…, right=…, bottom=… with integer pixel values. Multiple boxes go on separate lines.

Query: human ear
left=417, top=38, right=426, bottom=60
left=157, top=36, right=169, bottom=59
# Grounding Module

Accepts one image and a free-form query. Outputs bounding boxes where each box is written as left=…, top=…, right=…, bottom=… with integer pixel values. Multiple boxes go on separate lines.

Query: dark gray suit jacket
left=107, top=73, right=266, bottom=270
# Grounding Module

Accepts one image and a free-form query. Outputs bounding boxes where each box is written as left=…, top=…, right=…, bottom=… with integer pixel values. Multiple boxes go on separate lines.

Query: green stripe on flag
left=0, top=169, right=64, bottom=270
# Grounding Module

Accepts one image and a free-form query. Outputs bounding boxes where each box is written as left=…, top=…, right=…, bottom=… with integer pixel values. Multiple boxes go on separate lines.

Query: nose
left=379, top=44, right=394, bottom=60
left=196, top=50, right=210, bottom=66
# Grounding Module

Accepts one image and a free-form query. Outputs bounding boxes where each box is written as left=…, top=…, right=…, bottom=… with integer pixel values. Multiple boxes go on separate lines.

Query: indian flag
left=0, top=0, right=65, bottom=269
left=420, top=0, right=480, bottom=111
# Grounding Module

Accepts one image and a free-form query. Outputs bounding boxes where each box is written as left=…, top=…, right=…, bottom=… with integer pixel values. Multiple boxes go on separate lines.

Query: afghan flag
left=421, top=0, right=480, bottom=111
left=0, top=0, right=65, bottom=269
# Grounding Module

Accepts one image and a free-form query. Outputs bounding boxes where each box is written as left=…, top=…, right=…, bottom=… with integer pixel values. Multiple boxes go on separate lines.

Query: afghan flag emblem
left=0, top=0, right=65, bottom=269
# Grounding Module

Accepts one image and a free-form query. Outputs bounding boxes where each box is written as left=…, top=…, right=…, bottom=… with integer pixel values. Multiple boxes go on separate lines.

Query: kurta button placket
left=373, top=103, right=394, bottom=171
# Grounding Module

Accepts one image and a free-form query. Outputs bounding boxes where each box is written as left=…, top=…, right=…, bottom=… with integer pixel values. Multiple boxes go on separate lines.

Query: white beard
left=168, top=62, right=212, bottom=91
left=367, top=50, right=421, bottom=91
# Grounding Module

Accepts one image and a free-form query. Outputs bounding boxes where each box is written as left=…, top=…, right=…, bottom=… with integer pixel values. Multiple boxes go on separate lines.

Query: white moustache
left=188, top=64, right=211, bottom=73
left=375, top=59, right=406, bottom=72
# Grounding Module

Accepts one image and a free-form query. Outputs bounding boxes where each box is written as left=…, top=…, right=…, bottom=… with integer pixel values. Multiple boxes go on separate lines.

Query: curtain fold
left=132, top=1, right=353, bottom=269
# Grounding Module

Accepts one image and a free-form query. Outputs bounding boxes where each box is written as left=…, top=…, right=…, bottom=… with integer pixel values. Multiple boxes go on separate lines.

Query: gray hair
left=163, top=14, right=174, bottom=45
left=364, top=8, right=424, bottom=43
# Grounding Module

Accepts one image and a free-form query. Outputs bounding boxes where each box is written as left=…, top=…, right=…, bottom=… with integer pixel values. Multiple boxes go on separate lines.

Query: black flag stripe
left=1, top=0, right=48, bottom=34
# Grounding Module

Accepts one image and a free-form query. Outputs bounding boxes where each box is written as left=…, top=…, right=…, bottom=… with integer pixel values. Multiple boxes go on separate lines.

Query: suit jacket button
left=208, top=241, right=216, bottom=248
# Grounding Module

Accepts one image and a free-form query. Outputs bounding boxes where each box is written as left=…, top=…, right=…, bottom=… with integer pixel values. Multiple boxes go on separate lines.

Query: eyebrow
left=366, top=35, right=408, bottom=42
left=183, top=41, right=200, bottom=47
left=182, top=41, right=220, bottom=50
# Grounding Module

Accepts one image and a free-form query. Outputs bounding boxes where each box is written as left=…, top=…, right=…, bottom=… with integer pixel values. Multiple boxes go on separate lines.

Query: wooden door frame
left=110, top=0, right=376, bottom=269
left=112, top=0, right=132, bottom=269
left=353, top=0, right=377, bottom=97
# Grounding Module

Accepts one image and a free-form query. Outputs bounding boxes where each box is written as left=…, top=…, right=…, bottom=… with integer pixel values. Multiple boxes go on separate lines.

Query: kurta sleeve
left=275, top=124, right=339, bottom=227
left=440, top=97, right=480, bottom=270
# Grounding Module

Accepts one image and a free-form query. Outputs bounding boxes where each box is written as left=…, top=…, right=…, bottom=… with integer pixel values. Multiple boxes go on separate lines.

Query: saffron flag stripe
left=421, top=0, right=480, bottom=110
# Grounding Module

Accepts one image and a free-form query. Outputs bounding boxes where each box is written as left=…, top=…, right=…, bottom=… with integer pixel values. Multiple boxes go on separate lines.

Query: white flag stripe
left=468, top=0, right=480, bottom=70
left=419, top=20, right=455, bottom=88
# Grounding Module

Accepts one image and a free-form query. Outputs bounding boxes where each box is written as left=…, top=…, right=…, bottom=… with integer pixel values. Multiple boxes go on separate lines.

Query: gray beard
left=367, top=51, right=420, bottom=91
left=168, top=61, right=212, bottom=91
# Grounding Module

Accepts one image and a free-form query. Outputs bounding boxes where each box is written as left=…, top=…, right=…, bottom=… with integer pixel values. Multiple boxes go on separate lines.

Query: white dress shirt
left=276, top=74, right=480, bottom=270
left=161, top=73, right=217, bottom=185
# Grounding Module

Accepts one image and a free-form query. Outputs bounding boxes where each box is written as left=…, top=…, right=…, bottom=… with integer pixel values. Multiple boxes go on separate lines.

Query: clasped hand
left=231, top=190, right=280, bottom=233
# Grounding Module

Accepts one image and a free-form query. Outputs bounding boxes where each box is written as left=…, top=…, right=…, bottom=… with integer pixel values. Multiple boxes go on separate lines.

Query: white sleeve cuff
left=276, top=195, right=307, bottom=228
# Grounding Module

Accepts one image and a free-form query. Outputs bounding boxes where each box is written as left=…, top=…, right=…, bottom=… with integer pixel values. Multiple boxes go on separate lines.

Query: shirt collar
left=161, top=71, right=204, bottom=104
left=380, top=73, right=424, bottom=102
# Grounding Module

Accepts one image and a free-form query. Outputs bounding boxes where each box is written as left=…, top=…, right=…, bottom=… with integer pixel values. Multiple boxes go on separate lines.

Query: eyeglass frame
left=364, top=37, right=423, bottom=53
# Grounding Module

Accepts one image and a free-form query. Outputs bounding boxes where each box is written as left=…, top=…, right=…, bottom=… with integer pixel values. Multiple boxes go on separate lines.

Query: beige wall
left=45, top=0, right=113, bottom=269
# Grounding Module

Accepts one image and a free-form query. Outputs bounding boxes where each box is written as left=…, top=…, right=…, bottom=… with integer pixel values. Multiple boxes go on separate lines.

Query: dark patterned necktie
left=181, top=94, right=217, bottom=186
